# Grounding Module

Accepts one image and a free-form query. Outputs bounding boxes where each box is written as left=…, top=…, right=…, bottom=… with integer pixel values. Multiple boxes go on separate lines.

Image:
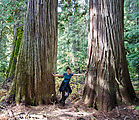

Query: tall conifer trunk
left=83, top=0, right=137, bottom=112
left=14, top=0, right=58, bottom=105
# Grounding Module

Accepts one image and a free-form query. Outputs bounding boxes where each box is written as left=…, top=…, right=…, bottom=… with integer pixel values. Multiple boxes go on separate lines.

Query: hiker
left=52, top=66, right=85, bottom=106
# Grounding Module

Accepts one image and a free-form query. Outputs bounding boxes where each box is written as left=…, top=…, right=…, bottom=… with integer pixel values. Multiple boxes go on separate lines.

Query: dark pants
left=60, top=88, right=69, bottom=106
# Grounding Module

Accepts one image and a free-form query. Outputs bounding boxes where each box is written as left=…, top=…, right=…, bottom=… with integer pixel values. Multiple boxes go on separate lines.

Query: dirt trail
left=0, top=98, right=95, bottom=120
left=0, top=97, right=139, bottom=120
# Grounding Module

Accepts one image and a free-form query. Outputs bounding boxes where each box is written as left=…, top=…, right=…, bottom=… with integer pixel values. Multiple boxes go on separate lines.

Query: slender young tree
left=7, top=24, right=23, bottom=77
left=13, top=0, right=58, bottom=105
left=83, top=0, right=137, bottom=112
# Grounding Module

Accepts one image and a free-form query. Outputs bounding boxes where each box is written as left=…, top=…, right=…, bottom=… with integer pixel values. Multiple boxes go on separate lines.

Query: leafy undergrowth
left=0, top=95, right=139, bottom=120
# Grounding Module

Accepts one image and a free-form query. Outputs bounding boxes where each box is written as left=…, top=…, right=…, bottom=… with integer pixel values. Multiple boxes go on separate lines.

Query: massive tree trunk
left=83, top=0, right=137, bottom=112
left=14, top=0, right=58, bottom=105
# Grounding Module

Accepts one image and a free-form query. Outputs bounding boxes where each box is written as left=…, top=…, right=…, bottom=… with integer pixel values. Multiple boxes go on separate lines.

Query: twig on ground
left=124, top=116, right=129, bottom=120
left=8, top=110, right=16, bottom=120
left=116, top=106, right=121, bottom=117
left=25, top=110, right=31, bottom=119
left=0, top=105, right=5, bottom=109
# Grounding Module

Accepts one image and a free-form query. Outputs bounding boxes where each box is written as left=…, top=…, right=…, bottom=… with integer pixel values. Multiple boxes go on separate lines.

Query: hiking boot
left=61, top=101, right=65, bottom=106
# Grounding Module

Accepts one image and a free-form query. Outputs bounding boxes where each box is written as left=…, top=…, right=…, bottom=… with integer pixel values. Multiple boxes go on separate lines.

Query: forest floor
left=0, top=82, right=139, bottom=120
left=0, top=95, right=139, bottom=120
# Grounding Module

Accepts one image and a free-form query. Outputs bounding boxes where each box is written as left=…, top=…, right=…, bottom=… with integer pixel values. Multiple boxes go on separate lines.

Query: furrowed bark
left=14, top=0, right=58, bottom=105
left=83, top=0, right=137, bottom=112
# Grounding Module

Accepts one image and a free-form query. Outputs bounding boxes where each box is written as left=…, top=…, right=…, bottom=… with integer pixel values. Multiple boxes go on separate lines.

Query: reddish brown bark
left=83, top=0, right=137, bottom=112
left=14, top=0, right=58, bottom=105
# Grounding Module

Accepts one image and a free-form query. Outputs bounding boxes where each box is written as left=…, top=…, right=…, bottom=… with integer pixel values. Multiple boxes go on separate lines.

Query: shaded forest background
left=0, top=0, right=138, bottom=98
